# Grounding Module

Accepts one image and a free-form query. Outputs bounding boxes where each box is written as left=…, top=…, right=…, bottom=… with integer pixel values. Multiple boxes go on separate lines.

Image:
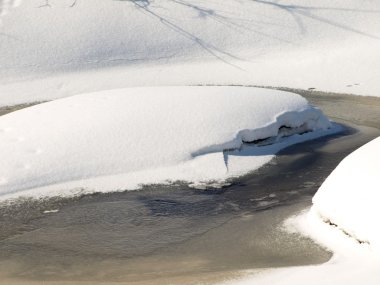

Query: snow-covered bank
left=220, top=212, right=380, bottom=285
left=222, top=205, right=380, bottom=285
left=221, top=209, right=380, bottom=285
left=312, top=136, right=380, bottom=249
left=220, top=135, right=380, bottom=285
left=1, top=0, right=380, bottom=106
left=0, top=86, right=334, bottom=200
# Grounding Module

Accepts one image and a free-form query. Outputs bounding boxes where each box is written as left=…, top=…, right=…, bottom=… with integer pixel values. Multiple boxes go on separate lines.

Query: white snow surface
left=0, top=86, right=333, bottom=200
left=312, top=136, right=380, bottom=250
left=1, top=0, right=380, bottom=106
left=0, top=0, right=20, bottom=16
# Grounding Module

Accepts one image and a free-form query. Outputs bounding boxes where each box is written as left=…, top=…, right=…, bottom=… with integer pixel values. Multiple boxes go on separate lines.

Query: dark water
left=0, top=90, right=379, bottom=284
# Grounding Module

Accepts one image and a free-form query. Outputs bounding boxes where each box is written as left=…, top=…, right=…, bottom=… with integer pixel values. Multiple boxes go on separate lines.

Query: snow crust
left=0, top=86, right=333, bottom=200
left=1, top=0, right=380, bottom=106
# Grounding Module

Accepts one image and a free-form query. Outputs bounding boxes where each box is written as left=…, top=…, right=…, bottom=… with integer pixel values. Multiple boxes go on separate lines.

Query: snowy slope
left=312, top=136, right=380, bottom=250
left=1, top=0, right=380, bottom=106
left=0, top=86, right=333, bottom=200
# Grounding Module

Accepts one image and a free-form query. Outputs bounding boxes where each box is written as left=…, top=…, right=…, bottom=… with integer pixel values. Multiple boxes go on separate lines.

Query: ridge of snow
left=0, top=86, right=333, bottom=200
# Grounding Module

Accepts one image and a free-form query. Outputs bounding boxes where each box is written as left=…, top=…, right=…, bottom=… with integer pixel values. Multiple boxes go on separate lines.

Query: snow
left=1, top=0, right=380, bottom=107
left=312, top=136, right=380, bottom=249
left=1, top=1, right=378, bottom=281
left=219, top=136, right=380, bottom=285
left=0, top=0, right=20, bottom=16
left=0, top=86, right=333, bottom=200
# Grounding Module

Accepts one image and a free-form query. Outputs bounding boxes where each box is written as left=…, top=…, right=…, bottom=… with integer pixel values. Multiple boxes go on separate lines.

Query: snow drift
left=0, top=86, right=332, bottom=200
left=312, top=136, right=380, bottom=250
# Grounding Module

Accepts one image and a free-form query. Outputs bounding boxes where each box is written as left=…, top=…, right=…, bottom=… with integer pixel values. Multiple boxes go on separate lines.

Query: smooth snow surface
left=0, top=86, right=332, bottom=200
left=1, top=0, right=380, bottom=106
left=0, top=0, right=20, bottom=16
left=312, top=136, right=380, bottom=250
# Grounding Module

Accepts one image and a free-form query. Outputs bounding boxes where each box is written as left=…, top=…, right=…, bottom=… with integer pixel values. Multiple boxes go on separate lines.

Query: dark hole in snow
left=192, top=123, right=313, bottom=158
left=242, top=125, right=311, bottom=147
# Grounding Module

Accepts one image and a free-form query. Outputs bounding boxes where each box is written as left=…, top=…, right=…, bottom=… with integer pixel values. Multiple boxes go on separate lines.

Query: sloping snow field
left=1, top=0, right=380, bottom=106
left=0, top=86, right=333, bottom=200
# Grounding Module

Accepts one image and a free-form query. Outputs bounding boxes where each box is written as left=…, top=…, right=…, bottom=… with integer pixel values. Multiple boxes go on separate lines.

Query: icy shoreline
left=221, top=93, right=380, bottom=285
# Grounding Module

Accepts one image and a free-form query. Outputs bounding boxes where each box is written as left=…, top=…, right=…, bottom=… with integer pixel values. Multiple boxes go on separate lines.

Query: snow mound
left=0, top=86, right=332, bottom=200
left=312, top=136, right=380, bottom=250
